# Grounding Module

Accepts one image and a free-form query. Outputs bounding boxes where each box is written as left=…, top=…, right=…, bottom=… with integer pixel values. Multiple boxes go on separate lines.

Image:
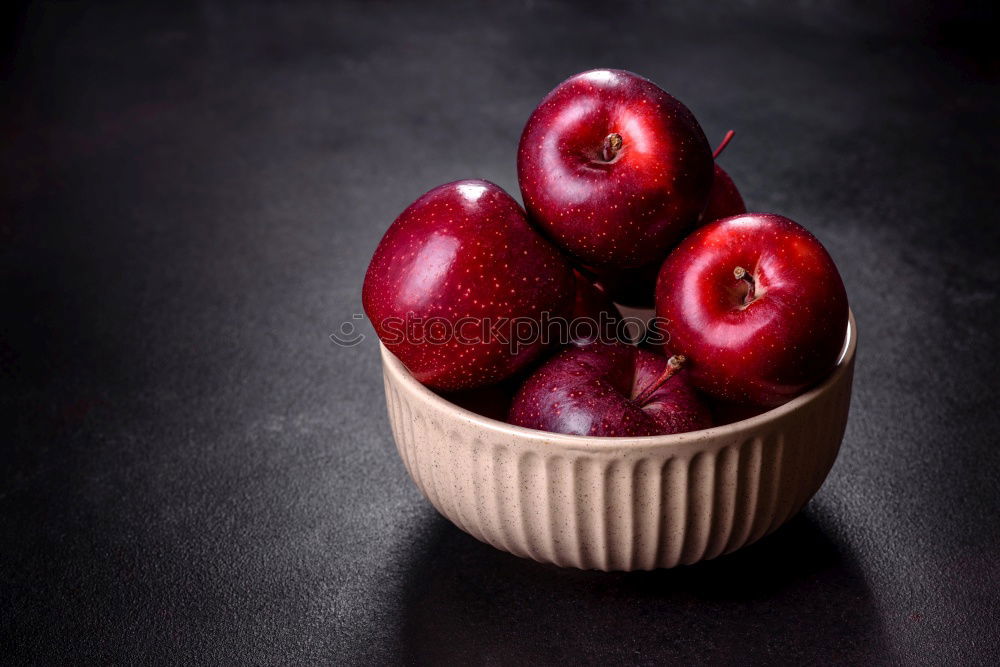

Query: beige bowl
left=380, top=311, right=857, bottom=571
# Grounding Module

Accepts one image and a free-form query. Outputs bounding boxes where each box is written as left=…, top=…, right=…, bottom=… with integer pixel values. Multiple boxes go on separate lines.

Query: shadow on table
left=399, top=509, right=889, bottom=664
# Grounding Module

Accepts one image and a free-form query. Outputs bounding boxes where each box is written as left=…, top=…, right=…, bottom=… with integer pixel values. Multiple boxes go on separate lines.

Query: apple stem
left=713, top=130, right=735, bottom=159
left=734, top=266, right=756, bottom=303
left=602, top=133, right=623, bottom=162
left=634, top=355, right=685, bottom=405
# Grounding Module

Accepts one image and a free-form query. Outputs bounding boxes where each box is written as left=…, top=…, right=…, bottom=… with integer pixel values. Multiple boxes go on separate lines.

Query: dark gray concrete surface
left=2, top=1, right=998, bottom=664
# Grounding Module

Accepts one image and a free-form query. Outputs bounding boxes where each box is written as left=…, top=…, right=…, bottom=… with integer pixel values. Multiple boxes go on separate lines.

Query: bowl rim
left=380, top=309, right=856, bottom=450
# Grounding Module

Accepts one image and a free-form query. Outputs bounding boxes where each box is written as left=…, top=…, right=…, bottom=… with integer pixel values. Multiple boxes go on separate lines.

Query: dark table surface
left=3, top=1, right=999, bottom=664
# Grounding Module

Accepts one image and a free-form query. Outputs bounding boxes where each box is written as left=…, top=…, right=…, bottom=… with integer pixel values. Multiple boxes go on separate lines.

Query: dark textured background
left=2, top=1, right=998, bottom=664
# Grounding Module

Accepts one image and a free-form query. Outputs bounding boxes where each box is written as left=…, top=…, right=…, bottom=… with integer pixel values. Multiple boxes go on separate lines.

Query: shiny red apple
left=655, top=213, right=849, bottom=407
left=508, top=341, right=712, bottom=437
left=517, top=69, right=714, bottom=269
left=362, top=179, right=575, bottom=391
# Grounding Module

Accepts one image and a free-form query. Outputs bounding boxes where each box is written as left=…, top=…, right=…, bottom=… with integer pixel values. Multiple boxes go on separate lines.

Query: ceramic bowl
left=380, top=311, right=856, bottom=571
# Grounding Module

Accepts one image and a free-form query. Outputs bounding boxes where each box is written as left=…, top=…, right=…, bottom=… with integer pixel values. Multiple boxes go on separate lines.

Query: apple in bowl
left=655, top=213, right=848, bottom=407
left=508, top=341, right=711, bottom=437
left=362, top=179, right=575, bottom=391
left=517, top=69, right=714, bottom=269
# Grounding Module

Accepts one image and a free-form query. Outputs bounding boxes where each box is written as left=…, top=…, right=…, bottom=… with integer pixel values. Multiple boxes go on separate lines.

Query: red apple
left=655, top=213, right=849, bottom=407
left=363, top=179, right=575, bottom=391
left=517, top=69, right=714, bottom=269
left=508, top=341, right=712, bottom=437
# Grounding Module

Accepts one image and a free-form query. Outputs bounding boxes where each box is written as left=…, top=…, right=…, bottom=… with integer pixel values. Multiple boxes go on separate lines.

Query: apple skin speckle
left=508, top=340, right=712, bottom=437
left=362, top=179, right=575, bottom=391
left=655, top=213, right=849, bottom=408
left=517, top=69, right=714, bottom=269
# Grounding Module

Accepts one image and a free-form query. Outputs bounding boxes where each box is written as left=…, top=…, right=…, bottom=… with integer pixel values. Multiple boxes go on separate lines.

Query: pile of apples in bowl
left=363, top=69, right=856, bottom=571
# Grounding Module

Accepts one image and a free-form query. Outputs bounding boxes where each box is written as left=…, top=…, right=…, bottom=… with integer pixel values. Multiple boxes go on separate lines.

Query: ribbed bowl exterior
left=380, top=314, right=856, bottom=571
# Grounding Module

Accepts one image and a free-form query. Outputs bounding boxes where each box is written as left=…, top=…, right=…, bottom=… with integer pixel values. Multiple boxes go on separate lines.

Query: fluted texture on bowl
left=381, top=315, right=856, bottom=571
